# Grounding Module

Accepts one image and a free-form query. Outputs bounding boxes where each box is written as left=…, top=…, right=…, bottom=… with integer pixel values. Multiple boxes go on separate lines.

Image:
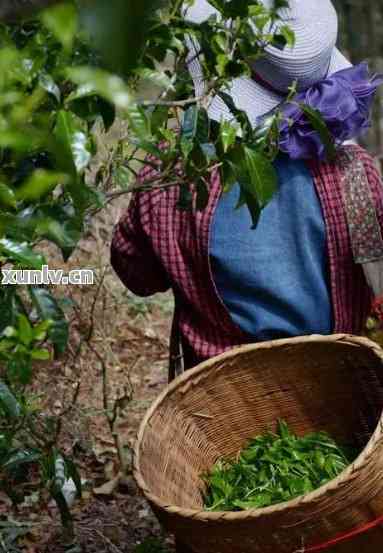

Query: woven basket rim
left=133, top=334, right=383, bottom=522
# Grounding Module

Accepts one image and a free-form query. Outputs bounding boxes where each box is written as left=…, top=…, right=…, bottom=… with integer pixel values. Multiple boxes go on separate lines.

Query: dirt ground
left=0, top=200, right=177, bottom=553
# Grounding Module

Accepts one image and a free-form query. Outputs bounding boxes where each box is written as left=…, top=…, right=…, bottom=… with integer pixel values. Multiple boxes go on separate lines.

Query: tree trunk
left=0, top=0, right=60, bottom=21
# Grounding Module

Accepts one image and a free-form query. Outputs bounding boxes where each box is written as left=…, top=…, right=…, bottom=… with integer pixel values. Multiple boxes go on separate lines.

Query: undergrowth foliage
left=0, top=6, right=100, bottom=541
left=0, top=0, right=335, bottom=544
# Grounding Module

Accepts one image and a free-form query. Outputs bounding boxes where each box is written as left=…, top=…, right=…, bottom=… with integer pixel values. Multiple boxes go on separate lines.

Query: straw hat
left=184, top=0, right=352, bottom=126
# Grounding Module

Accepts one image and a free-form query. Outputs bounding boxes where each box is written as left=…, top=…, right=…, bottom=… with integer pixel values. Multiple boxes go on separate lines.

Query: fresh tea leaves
left=203, top=421, right=357, bottom=512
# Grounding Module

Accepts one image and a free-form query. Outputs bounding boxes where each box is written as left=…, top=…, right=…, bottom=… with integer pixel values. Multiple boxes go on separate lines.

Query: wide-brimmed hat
left=184, top=0, right=352, bottom=127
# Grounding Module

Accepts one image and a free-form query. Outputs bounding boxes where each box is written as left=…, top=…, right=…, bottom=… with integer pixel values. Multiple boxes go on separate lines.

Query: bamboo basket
left=133, top=335, right=383, bottom=553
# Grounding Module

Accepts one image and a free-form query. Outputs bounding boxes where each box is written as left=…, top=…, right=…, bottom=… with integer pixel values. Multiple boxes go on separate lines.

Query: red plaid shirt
left=111, top=145, right=383, bottom=366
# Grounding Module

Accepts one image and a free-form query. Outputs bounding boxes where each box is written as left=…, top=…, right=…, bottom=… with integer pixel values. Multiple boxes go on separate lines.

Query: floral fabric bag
left=340, top=148, right=383, bottom=329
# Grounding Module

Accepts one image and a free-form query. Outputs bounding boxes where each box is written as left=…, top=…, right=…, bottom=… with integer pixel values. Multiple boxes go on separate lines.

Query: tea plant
left=0, top=0, right=337, bottom=543
left=0, top=9, right=98, bottom=542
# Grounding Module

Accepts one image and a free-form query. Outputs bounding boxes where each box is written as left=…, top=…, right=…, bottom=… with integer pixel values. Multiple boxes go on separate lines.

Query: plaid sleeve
left=110, top=191, right=170, bottom=296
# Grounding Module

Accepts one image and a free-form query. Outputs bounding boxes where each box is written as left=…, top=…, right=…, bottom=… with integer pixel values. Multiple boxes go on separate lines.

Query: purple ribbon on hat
left=278, top=62, right=383, bottom=160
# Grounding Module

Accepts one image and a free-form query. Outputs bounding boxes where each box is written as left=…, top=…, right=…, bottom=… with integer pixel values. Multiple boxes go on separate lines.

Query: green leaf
left=138, top=141, right=166, bottom=160
left=68, top=67, right=133, bottom=110
left=17, top=314, right=33, bottom=347
left=277, top=419, right=292, bottom=440
left=41, top=3, right=78, bottom=50
left=35, top=216, right=82, bottom=261
left=127, top=104, right=151, bottom=142
left=54, top=111, right=92, bottom=175
left=279, top=25, right=296, bottom=48
left=181, top=106, right=199, bottom=159
left=224, top=146, right=277, bottom=227
left=2, top=326, right=17, bottom=340
left=0, top=205, right=82, bottom=260
left=39, top=73, right=61, bottom=103
left=212, top=33, right=227, bottom=54
left=203, top=421, right=357, bottom=512
left=273, top=0, right=290, bottom=8
left=68, top=96, right=116, bottom=132
left=180, top=136, right=193, bottom=159
left=217, top=91, right=252, bottom=139
left=53, top=112, right=95, bottom=213
left=7, top=351, right=33, bottom=385
left=272, top=34, right=288, bottom=51
left=196, top=179, right=209, bottom=211
left=36, top=204, right=82, bottom=252
left=252, top=114, right=279, bottom=151
left=220, top=161, right=237, bottom=194
left=249, top=4, right=270, bottom=29
left=220, top=120, right=237, bottom=153
left=196, top=108, right=210, bottom=144
left=300, top=104, right=336, bottom=161
left=242, top=147, right=277, bottom=208
left=182, top=106, right=198, bottom=143
left=0, top=129, right=40, bottom=151
left=0, top=288, right=19, bottom=334
left=135, top=68, right=175, bottom=92
left=29, top=287, right=68, bottom=356
left=66, top=83, right=100, bottom=103
left=31, top=348, right=51, bottom=361
left=177, top=185, right=193, bottom=211
left=0, top=182, right=17, bottom=209
left=3, top=449, right=41, bottom=471
left=150, top=105, right=169, bottom=134
left=79, top=0, right=163, bottom=76
left=242, top=187, right=260, bottom=228
left=33, top=320, right=52, bottom=341
left=16, top=170, right=68, bottom=202
left=209, top=0, right=249, bottom=17
left=235, top=185, right=247, bottom=210
left=0, top=211, right=34, bottom=242
left=0, top=238, right=45, bottom=269
left=0, top=381, right=20, bottom=419
left=113, top=165, right=134, bottom=190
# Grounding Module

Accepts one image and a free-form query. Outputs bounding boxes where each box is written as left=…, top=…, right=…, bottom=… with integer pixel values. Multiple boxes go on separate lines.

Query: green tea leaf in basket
left=202, top=421, right=358, bottom=512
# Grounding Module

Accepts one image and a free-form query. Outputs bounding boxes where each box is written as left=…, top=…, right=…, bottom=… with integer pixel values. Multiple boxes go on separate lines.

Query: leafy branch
left=0, top=0, right=337, bottom=545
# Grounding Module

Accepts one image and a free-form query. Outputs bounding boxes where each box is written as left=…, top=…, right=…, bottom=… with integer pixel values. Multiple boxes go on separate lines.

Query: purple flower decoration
left=278, top=63, right=383, bottom=160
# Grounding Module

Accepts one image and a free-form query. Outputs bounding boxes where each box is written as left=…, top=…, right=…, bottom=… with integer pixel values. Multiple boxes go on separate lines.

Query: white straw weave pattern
left=184, top=0, right=352, bottom=126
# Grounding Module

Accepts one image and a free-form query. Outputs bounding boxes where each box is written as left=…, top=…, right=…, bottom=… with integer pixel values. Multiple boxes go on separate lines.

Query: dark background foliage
left=335, top=0, right=383, bottom=158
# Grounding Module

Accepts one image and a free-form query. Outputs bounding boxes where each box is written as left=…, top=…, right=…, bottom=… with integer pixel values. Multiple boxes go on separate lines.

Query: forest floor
left=0, top=199, right=177, bottom=553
